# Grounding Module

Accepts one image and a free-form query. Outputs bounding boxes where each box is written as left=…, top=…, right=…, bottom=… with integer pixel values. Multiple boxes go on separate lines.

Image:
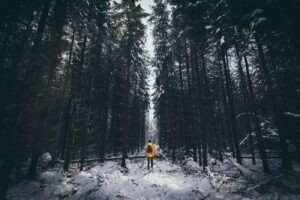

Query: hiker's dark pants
left=147, top=157, right=153, bottom=169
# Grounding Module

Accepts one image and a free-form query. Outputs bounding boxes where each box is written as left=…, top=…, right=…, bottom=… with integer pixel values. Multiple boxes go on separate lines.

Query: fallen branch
left=216, top=180, right=225, bottom=192
left=247, top=174, right=284, bottom=191
left=223, top=153, right=244, bottom=176
left=255, top=191, right=280, bottom=200
left=200, top=193, right=210, bottom=200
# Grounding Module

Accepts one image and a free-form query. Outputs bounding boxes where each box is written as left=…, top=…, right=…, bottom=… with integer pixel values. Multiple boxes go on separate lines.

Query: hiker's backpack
left=147, top=144, right=153, bottom=153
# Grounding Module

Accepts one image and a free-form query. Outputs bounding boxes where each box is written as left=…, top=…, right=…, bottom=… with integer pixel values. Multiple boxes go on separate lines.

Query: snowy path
left=7, top=158, right=300, bottom=200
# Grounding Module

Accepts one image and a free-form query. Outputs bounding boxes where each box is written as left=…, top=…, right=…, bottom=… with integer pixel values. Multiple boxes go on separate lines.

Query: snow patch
left=205, top=25, right=213, bottom=30
left=284, top=112, right=300, bottom=117
left=220, top=36, right=225, bottom=45
left=251, top=8, right=264, bottom=17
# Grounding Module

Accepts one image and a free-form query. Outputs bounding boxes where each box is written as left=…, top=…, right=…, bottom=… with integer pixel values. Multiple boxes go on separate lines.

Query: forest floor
left=7, top=155, right=300, bottom=200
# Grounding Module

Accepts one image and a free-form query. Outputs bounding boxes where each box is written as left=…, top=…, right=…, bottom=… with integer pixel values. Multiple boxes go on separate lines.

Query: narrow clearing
left=8, top=158, right=300, bottom=200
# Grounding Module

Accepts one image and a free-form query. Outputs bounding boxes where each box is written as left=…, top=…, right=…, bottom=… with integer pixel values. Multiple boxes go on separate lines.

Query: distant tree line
left=152, top=0, right=300, bottom=172
left=0, top=0, right=149, bottom=199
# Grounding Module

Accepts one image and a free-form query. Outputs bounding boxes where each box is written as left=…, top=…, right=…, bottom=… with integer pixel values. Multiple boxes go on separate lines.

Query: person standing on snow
left=144, top=139, right=156, bottom=170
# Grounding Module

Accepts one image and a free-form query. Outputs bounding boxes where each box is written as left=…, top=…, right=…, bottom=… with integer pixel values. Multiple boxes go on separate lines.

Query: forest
left=0, top=0, right=300, bottom=199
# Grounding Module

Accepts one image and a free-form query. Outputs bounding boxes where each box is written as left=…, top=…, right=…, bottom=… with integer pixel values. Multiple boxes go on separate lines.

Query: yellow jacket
left=144, top=142, right=155, bottom=158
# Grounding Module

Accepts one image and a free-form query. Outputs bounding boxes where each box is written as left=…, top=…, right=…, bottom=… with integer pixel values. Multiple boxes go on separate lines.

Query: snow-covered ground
left=7, top=157, right=300, bottom=200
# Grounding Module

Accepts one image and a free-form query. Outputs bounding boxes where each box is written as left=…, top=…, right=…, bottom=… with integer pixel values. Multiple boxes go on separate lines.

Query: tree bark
left=235, top=45, right=256, bottom=165
left=254, top=33, right=292, bottom=170
left=64, top=34, right=87, bottom=171
left=244, top=55, right=270, bottom=172
left=185, top=39, right=197, bottom=162
left=221, top=46, right=242, bottom=164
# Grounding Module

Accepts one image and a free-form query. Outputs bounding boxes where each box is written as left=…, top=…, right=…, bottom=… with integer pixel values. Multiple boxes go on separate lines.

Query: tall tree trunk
left=217, top=51, right=233, bottom=156
left=62, top=94, right=75, bottom=171
left=0, top=139, right=15, bottom=200
left=26, top=152, right=39, bottom=179
left=177, top=42, right=186, bottom=153
left=244, top=55, right=270, bottom=172
left=254, top=33, right=292, bottom=170
left=54, top=26, right=75, bottom=163
left=185, top=39, right=197, bottom=162
left=216, top=101, right=224, bottom=161
left=199, top=48, right=214, bottom=169
left=235, top=45, right=256, bottom=165
left=192, top=45, right=207, bottom=169
left=121, top=42, right=132, bottom=168
left=64, top=34, right=87, bottom=171
left=221, top=46, right=242, bottom=164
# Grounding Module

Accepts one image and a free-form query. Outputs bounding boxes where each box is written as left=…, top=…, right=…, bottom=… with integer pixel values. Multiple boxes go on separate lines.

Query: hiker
left=144, top=139, right=156, bottom=170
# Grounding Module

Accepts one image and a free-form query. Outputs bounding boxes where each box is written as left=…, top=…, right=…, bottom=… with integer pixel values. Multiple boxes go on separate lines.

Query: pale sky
left=139, top=0, right=157, bottom=134
left=139, top=0, right=155, bottom=57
